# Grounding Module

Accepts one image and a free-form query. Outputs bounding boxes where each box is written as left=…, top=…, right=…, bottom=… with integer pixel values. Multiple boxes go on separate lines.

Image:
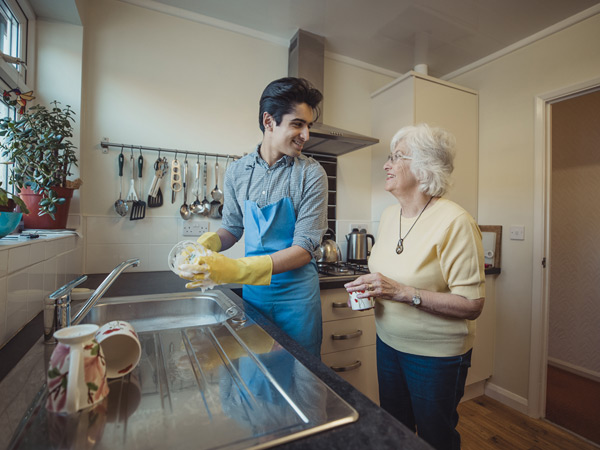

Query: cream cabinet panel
left=321, top=316, right=376, bottom=355
left=371, top=71, right=479, bottom=222
left=466, top=276, right=496, bottom=385
left=322, top=346, right=379, bottom=404
left=320, top=288, right=374, bottom=322
left=321, top=287, right=379, bottom=404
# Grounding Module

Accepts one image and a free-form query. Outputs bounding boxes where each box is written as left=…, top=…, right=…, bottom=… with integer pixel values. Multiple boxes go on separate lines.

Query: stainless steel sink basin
left=9, top=289, right=358, bottom=450
left=78, top=290, right=241, bottom=332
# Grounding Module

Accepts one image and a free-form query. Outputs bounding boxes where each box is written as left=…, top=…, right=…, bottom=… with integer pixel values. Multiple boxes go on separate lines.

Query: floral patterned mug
left=95, top=320, right=141, bottom=378
left=46, top=324, right=110, bottom=414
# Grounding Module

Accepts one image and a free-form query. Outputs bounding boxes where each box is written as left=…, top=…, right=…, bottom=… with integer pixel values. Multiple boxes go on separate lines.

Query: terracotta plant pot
left=20, top=186, right=74, bottom=229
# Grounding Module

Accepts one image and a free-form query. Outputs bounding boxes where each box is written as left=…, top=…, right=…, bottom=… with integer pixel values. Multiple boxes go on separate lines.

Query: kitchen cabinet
left=370, top=71, right=479, bottom=221
left=320, top=287, right=379, bottom=404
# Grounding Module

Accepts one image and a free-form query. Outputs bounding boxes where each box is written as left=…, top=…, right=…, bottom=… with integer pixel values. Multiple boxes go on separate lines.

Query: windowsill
left=0, top=230, right=81, bottom=249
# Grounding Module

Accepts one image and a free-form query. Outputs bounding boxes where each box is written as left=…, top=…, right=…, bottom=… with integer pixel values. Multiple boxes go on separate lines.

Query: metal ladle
left=179, top=158, right=192, bottom=220
left=114, top=151, right=129, bottom=217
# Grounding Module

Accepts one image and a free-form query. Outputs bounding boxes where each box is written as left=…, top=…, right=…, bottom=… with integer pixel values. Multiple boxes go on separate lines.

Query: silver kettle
left=316, top=229, right=342, bottom=263
left=346, top=228, right=375, bottom=264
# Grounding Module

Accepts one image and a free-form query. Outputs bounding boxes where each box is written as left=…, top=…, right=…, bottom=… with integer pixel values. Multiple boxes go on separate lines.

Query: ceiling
left=32, top=0, right=599, bottom=78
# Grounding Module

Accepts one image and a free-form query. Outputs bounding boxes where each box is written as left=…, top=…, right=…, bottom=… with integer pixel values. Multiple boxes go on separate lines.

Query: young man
left=180, top=77, right=328, bottom=357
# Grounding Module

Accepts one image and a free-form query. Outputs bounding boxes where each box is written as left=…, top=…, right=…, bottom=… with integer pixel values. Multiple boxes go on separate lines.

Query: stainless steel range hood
left=288, top=30, right=379, bottom=157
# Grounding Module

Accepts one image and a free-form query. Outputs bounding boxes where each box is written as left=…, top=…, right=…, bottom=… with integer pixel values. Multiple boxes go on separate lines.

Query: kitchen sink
left=9, top=289, right=358, bottom=450
left=77, top=290, right=241, bottom=332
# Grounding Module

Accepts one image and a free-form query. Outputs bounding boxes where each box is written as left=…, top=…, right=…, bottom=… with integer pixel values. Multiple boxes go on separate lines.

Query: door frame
left=529, top=76, right=600, bottom=418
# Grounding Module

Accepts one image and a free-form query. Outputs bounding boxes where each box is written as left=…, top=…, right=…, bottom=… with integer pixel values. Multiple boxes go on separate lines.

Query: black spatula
left=130, top=155, right=146, bottom=220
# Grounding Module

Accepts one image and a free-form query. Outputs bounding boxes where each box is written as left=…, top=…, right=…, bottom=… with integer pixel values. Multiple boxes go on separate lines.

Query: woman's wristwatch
left=411, top=288, right=422, bottom=307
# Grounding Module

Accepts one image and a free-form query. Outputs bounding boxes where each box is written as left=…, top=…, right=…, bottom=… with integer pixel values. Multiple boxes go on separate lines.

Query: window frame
left=0, top=0, right=35, bottom=92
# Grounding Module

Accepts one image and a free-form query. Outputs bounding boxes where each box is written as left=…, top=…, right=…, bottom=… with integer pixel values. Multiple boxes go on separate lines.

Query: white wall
left=324, top=57, right=395, bottom=245
left=77, top=0, right=393, bottom=273
left=449, top=13, right=600, bottom=404
left=35, top=20, right=83, bottom=222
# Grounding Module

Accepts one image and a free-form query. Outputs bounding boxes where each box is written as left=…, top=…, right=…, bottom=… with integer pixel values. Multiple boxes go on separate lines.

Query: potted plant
left=0, top=91, right=81, bottom=229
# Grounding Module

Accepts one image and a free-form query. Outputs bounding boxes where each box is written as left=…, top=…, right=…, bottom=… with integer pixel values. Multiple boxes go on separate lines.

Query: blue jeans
left=376, top=336, right=472, bottom=450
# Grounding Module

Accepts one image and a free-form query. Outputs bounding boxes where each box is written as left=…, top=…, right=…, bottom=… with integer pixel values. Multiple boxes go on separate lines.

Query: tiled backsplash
left=0, top=236, right=82, bottom=348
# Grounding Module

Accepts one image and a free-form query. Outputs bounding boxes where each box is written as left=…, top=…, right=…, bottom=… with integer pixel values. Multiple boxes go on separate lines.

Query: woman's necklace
left=396, top=196, right=434, bottom=255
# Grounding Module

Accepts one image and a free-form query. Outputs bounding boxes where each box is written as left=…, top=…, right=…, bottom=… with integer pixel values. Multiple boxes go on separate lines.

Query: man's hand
left=196, top=232, right=222, bottom=252
left=179, top=253, right=273, bottom=288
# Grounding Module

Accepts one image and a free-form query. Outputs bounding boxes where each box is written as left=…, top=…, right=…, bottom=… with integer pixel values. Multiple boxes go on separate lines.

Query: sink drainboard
left=8, top=292, right=358, bottom=450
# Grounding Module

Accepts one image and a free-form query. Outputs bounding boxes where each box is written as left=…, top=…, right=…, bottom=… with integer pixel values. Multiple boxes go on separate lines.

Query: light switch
left=510, top=225, right=525, bottom=240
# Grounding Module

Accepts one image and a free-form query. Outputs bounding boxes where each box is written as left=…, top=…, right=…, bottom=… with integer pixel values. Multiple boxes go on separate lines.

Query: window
left=0, top=0, right=33, bottom=90
left=0, top=0, right=33, bottom=188
left=0, top=1, right=21, bottom=63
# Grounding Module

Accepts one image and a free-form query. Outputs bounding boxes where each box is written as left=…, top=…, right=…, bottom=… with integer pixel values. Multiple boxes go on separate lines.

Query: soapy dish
left=168, top=240, right=216, bottom=291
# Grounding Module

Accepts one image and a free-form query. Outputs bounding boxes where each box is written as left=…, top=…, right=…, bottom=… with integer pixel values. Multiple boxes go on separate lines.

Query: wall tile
left=0, top=250, right=7, bottom=277
left=45, top=239, right=60, bottom=260
left=0, top=277, right=6, bottom=346
left=44, top=258, right=57, bottom=296
left=8, top=246, right=29, bottom=274
left=86, top=243, right=149, bottom=274
left=147, top=244, right=172, bottom=272
left=66, top=247, right=83, bottom=282
left=27, top=263, right=45, bottom=320
left=86, top=217, right=151, bottom=245
left=6, top=271, right=28, bottom=341
left=29, top=241, right=46, bottom=265
left=150, top=217, right=180, bottom=244
left=56, top=254, right=67, bottom=289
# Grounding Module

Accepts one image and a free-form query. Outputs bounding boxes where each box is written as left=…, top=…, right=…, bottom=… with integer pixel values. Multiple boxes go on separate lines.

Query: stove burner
left=318, top=262, right=369, bottom=277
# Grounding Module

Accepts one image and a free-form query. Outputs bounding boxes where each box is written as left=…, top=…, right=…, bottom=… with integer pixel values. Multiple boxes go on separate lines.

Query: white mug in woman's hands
left=349, top=290, right=375, bottom=311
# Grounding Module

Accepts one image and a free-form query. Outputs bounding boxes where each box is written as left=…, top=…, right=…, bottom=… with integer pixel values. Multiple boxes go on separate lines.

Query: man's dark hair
left=258, top=77, right=323, bottom=132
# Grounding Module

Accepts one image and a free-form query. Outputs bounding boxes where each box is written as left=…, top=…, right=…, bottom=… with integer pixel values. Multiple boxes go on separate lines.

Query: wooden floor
left=545, top=365, right=600, bottom=445
left=457, top=396, right=599, bottom=449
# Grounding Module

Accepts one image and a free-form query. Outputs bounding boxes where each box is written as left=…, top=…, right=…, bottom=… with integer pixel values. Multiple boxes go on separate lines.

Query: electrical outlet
left=349, top=223, right=368, bottom=232
left=182, top=220, right=210, bottom=236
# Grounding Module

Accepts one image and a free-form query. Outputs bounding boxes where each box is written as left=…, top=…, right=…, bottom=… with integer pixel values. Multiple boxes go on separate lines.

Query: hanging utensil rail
left=100, top=139, right=240, bottom=161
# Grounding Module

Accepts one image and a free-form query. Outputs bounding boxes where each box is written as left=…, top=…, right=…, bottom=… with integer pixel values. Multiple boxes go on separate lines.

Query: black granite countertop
left=1, top=271, right=431, bottom=450
left=77, top=271, right=430, bottom=449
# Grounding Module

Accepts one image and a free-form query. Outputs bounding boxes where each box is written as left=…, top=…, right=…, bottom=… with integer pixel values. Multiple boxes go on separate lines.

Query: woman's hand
left=344, top=272, right=411, bottom=303
left=345, top=273, right=485, bottom=319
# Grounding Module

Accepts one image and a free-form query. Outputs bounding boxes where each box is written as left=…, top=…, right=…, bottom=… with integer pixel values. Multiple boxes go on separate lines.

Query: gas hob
left=317, top=262, right=369, bottom=278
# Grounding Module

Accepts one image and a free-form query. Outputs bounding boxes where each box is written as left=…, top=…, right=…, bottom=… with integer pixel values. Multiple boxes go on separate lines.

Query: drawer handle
left=332, top=301, right=349, bottom=308
left=331, top=360, right=362, bottom=372
left=331, top=329, right=363, bottom=340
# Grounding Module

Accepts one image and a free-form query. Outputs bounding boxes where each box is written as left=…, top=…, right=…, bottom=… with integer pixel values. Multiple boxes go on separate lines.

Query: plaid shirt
left=221, top=147, right=328, bottom=257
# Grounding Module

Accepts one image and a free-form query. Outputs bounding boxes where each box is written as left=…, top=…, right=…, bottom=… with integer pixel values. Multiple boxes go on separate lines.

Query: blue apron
left=242, top=164, right=322, bottom=357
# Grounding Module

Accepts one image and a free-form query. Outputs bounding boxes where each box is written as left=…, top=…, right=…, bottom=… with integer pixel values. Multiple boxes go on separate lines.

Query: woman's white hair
left=390, top=123, right=456, bottom=197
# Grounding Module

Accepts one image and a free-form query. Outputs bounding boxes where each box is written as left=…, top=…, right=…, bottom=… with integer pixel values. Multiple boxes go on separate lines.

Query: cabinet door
left=321, top=288, right=374, bottom=322
left=415, top=77, right=479, bottom=218
left=322, top=346, right=379, bottom=404
left=321, top=315, right=377, bottom=355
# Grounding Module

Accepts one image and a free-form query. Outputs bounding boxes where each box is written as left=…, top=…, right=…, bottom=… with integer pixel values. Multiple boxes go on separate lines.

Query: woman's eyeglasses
left=387, top=153, right=413, bottom=163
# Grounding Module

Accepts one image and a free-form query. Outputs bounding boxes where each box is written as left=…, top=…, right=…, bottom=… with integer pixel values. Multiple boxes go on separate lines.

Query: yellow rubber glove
left=196, top=232, right=222, bottom=252
left=179, top=253, right=272, bottom=288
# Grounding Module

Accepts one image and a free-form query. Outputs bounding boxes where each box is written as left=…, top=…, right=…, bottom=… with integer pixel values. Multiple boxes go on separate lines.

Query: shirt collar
left=253, top=144, right=295, bottom=168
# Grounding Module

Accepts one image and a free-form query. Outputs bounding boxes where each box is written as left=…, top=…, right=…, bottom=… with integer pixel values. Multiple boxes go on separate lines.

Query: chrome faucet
left=44, top=258, right=140, bottom=342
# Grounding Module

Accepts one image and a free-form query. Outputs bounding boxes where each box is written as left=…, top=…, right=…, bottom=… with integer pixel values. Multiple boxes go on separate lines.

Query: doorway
left=544, top=88, right=600, bottom=444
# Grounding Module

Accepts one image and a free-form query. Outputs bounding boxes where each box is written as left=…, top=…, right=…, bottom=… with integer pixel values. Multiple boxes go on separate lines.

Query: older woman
left=345, top=124, right=485, bottom=450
